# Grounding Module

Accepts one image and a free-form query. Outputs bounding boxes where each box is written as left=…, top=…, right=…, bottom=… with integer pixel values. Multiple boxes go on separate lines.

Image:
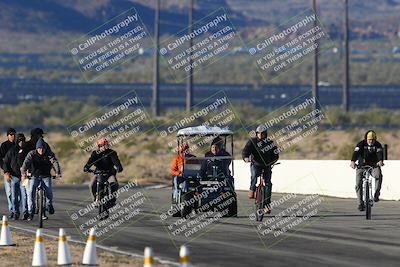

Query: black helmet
left=255, top=124, right=267, bottom=134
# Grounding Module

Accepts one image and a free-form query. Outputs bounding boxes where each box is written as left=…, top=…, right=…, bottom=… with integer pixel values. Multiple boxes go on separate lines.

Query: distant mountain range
left=0, top=0, right=399, bottom=48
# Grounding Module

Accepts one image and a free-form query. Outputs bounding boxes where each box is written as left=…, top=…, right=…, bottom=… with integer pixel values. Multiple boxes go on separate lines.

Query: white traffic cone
left=32, top=229, right=48, bottom=266
left=57, top=228, right=72, bottom=265
left=82, top=228, right=97, bottom=265
left=143, top=247, right=154, bottom=267
left=0, top=215, right=14, bottom=246
left=179, top=245, right=190, bottom=267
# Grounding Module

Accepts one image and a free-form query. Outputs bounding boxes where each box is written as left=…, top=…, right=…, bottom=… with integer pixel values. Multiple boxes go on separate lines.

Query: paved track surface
left=1, top=185, right=400, bottom=267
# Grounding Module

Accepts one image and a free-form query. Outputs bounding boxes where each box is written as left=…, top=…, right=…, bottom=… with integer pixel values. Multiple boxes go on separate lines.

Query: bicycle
left=254, top=162, right=280, bottom=222
left=88, top=169, right=113, bottom=220
left=360, top=165, right=375, bottom=220
left=34, top=176, right=56, bottom=228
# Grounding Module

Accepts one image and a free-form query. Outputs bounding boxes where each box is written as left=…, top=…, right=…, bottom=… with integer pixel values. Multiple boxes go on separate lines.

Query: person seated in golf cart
left=211, top=136, right=232, bottom=176
left=170, top=143, right=195, bottom=199
left=199, top=141, right=230, bottom=180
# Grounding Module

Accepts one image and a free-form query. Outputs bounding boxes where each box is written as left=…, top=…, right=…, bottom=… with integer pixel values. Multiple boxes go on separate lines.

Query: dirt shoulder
left=0, top=229, right=171, bottom=267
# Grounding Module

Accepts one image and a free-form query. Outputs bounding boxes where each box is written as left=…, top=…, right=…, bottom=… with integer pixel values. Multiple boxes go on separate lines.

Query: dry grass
left=0, top=230, right=171, bottom=267
left=15, top=129, right=400, bottom=186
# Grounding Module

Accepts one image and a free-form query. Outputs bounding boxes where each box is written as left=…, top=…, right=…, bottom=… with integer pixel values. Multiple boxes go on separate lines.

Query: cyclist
left=83, top=138, right=123, bottom=209
left=20, top=138, right=62, bottom=221
left=3, top=132, right=28, bottom=220
left=171, top=143, right=195, bottom=199
left=350, top=130, right=384, bottom=211
left=242, top=125, right=279, bottom=212
left=0, top=128, right=17, bottom=219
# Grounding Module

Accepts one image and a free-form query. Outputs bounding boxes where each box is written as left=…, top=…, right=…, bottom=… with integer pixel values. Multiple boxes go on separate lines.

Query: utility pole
left=152, top=0, right=160, bottom=116
left=312, top=0, right=320, bottom=112
left=342, top=0, right=349, bottom=112
left=186, top=0, right=194, bottom=111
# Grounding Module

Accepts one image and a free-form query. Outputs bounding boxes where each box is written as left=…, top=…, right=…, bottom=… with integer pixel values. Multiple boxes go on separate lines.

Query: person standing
left=0, top=128, right=17, bottom=218
left=3, top=133, right=29, bottom=220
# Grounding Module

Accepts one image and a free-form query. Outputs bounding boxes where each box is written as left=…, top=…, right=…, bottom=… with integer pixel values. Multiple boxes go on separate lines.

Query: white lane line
left=10, top=225, right=180, bottom=266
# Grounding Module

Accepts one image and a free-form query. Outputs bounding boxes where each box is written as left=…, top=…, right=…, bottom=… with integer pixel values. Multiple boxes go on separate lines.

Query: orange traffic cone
left=57, top=228, right=72, bottom=265
left=32, top=229, right=48, bottom=266
left=0, top=215, right=14, bottom=246
left=82, top=228, right=97, bottom=265
left=179, top=245, right=190, bottom=267
left=143, top=247, right=154, bottom=267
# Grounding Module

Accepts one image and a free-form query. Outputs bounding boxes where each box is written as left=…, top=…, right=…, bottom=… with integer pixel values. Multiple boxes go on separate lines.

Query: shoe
left=358, top=204, right=365, bottom=211
left=8, top=212, right=14, bottom=219
left=48, top=204, right=55, bottom=215
left=264, top=207, right=271, bottom=214
left=13, top=214, right=20, bottom=220
left=374, top=195, right=380, bottom=202
left=22, top=213, right=29, bottom=220
left=27, top=214, right=34, bottom=221
left=248, top=191, right=254, bottom=199
left=42, top=215, right=48, bottom=220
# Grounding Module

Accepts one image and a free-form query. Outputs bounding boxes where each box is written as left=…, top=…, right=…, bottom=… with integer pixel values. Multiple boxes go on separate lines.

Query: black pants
left=89, top=175, right=119, bottom=207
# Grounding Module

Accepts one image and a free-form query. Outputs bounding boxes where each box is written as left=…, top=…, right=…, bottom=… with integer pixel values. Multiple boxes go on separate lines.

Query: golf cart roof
left=177, top=126, right=233, bottom=137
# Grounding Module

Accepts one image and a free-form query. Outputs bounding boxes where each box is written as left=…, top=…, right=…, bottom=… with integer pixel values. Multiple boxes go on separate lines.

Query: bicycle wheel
left=365, top=181, right=371, bottom=220
left=255, top=186, right=264, bottom=222
left=38, top=189, right=44, bottom=228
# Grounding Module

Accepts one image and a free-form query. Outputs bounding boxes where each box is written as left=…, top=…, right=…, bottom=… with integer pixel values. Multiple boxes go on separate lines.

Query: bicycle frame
left=361, top=165, right=374, bottom=220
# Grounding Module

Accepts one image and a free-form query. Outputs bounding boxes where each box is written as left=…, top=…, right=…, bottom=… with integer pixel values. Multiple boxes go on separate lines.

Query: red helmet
left=97, top=138, right=109, bottom=147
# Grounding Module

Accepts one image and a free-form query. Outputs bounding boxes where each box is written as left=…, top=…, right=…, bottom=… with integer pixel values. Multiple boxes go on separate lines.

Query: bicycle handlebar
left=86, top=169, right=112, bottom=175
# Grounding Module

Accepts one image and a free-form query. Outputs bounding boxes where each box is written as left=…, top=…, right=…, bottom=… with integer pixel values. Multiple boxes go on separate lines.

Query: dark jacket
left=21, top=150, right=61, bottom=177
left=242, top=137, right=279, bottom=167
left=3, top=144, right=29, bottom=177
left=84, top=149, right=123, bottom=175
left=351, top=130, right=383, bottom=167
left=0, top=140, right=15, bottom=171
left=199, top=151, right=228, bottom=179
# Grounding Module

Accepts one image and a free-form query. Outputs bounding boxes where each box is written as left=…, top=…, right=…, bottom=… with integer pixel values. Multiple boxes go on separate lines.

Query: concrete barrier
left=233, top=160, right=400, bottom=201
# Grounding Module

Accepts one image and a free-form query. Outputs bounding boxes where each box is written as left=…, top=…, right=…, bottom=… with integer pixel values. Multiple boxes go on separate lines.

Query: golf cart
left=171, top=125, right=237, bottom=218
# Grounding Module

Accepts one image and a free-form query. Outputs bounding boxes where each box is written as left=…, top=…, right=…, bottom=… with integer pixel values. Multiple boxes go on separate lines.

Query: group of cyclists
left=171, top=125, right=384, bottom=214
left=1, top=124, right=384, bottom=221
left=1, top=127, right=124, bottom=222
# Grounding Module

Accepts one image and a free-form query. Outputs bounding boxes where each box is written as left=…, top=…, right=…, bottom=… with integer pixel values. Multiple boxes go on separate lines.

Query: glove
left=83, top=166, right=89, bottom=173
left=243, top=157, right=250, bottom=163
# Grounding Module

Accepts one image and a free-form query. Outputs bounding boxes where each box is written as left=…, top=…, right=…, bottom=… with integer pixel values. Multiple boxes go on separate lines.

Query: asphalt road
left=1, top=185, right=400, bottom=267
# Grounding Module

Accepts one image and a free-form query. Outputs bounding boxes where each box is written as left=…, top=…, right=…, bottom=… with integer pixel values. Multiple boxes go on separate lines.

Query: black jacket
left=84, top=149, right=123, bottom=175
left=3, top=144, right=29, bottom=177
left=21, top=150, right=61, bottom=177
left=0, top=140, right=15, bottom=171
left=242, top=137, right=279, bottom=167
left=199, top=152, right=228, bottom=179
left=351, top=130, right=383, bottom=167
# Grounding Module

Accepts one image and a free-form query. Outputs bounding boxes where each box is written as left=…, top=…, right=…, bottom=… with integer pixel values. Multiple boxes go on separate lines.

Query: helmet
left=97, top=138, right=109, bottom=147
left=255, top=124, right=267, bottom=134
